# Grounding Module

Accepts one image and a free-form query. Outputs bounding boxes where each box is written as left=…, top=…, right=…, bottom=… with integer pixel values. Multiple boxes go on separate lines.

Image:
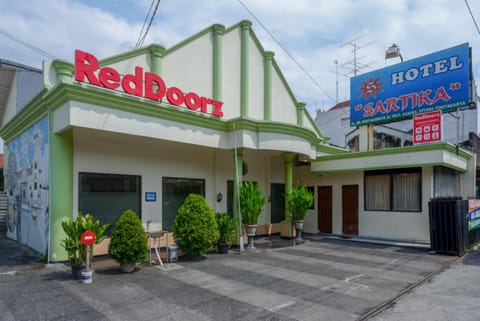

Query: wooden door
left=317, top=186, right=332, bottom=233
left=342, top=185, right=358, bottom=235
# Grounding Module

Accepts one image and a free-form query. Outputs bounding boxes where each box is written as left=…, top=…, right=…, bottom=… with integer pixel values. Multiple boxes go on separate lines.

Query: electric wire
left=135, top=0, right=155, bottom=48
left=237, top=0, right=336, bottom=104
left=0, top=29, right=56, bottom=60
left=465, top=0, right=480, bottom=35
left=136, top=0, right=160, bottom=48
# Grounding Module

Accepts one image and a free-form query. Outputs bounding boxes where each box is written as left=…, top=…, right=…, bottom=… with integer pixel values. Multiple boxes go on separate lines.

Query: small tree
left=173, top=194, right=219, bottom=257
left=287, top=186, right=314, bottom=221
left=108, top=209, right=148, bottom=265
left=215, top=212, right=236, bottom=245
left=239, top=181, right=265, bottom=225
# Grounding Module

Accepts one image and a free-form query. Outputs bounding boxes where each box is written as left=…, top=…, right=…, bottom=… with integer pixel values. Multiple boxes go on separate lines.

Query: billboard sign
left=413, top=110, right=442, bottom=144
left=468, top=199, right=480, bottom=231
left=350, top=43, right=470, bottom=126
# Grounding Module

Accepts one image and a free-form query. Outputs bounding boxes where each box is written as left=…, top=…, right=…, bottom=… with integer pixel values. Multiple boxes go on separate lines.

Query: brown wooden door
left=317, top=186, right=332, bottom=233
left=342, top=185, right=358, bottom=235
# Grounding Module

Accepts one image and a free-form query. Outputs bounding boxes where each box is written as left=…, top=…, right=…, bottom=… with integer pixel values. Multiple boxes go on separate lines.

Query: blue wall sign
left=350, top=43, right=471, bottom=126
left=145, top=192, right=157, bottom=202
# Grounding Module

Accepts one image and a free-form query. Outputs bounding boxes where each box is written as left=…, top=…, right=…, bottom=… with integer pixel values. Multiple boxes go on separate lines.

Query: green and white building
left=0, top=21, right=475, bottom=261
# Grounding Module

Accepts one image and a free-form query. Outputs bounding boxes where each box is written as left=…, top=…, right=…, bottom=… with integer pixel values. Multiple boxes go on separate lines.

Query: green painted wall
left=48, top=122, right=73, bottom=262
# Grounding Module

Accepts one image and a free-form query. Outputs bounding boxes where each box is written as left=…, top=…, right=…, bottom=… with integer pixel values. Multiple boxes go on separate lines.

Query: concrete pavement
left=369, top=247, right=480, bottom=321
left=0, top=235, right=469, bottom=321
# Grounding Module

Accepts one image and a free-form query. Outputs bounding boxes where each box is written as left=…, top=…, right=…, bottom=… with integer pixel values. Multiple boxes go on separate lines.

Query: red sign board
left=80, top=230, right=97, bottom=245
left=74, top=50, right=224, bottom=118
left=413, top=110, right=442, bottom=144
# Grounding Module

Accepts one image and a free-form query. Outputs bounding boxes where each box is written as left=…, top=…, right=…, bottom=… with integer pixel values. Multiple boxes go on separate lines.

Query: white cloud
left=1, top=0, right=480, bottom=115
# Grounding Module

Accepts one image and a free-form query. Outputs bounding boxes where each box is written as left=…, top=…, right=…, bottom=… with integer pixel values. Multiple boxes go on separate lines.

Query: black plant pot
left=71, top=264, right=86, bottom=280
left=217, top=243, right=229, bottom=254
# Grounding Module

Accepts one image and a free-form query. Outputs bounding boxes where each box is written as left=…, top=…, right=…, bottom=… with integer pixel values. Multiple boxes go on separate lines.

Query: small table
left=146, top=226, right=165, bottom=266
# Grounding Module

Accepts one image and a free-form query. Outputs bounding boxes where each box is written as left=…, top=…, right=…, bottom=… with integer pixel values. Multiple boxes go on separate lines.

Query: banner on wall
left=467, top=199, right=480, bottom=231
left=350, top=43, right=471, bottom=126
left=413, top=110, right=442, bottom=144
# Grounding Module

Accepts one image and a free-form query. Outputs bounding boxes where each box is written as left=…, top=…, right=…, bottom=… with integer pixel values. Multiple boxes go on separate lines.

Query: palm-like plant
left=239, top=181, right=265, bottom=226
left=287, top=186, right=314, bottom=221
left=61, top=212, right=109, bottom=265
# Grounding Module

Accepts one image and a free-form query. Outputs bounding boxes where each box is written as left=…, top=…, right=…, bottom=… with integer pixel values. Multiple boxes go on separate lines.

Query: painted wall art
left=6, top=116, right=49, bottom=254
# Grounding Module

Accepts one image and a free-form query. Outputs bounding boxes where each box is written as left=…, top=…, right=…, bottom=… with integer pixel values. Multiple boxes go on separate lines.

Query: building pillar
left=49, top=120, right=73, bottom=262
left=240, top=20, right=252, bottom=118
left=52, top=60, right=74, bottom=84
left=212, top=24, right=225, bottom=101
left=263, top=51, right=274, bottom=121
left=358, top=125, right=369, bottom=152
left=149, top=44, right=165, bottom=75
left=368, top=123, right=375, bottom=151
left=296, top=102, right=306, bottom=126
left=283, top=152, right=295, bottom=237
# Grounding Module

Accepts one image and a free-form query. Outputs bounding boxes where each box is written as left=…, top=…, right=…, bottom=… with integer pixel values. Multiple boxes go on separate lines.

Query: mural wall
left=6, top=116, right=49, bottom=254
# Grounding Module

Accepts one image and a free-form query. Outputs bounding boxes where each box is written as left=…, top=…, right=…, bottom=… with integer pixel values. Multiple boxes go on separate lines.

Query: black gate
left=428, top=198, right=467, bottom=256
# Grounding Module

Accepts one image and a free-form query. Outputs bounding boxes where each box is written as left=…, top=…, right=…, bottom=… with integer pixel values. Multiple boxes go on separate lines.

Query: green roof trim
left=164, top=24, right=218, bottom=56
left=99, top=46, right=153, bottom=67
left=0, top=83, right=328, bottom=151
left=314, top=141, right=472, bottom=161
left=312, top=161, right=466, bottom=174
left=317, top=143, right=348, bottom=155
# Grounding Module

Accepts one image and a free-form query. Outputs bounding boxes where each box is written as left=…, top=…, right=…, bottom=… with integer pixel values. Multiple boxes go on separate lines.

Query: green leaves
left=173, top=194, right=219, bottom=256
left=286, top=186, right=314, bottom=221
left=108, top=210, right=148, bottom=264
left=215, top=212, right=236, bottom=245
left=61, top=212, right=110, bottom=265
left=239, top=181, right=265, bottom=225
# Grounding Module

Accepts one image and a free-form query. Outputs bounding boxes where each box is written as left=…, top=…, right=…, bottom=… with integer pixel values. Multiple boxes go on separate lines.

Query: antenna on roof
left=339, top=35, right=376, bottom=76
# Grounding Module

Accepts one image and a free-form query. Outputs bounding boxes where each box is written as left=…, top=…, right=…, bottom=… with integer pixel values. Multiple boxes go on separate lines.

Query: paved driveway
left=0, top=237, right=454, bottom=321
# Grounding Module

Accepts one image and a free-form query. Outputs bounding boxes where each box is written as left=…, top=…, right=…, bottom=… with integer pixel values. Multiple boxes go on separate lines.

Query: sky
left=1, top=0, right=480, bottom=116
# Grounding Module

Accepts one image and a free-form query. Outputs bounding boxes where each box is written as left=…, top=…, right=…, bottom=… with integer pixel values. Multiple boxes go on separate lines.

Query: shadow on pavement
left=0, top=237, right=43, bottom=269
left=461, top=249, right=480, bottom=266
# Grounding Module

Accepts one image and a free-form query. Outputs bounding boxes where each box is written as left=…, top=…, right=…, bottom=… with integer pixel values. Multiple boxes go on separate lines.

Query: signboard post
left=80, top=230, right=96, bottom=272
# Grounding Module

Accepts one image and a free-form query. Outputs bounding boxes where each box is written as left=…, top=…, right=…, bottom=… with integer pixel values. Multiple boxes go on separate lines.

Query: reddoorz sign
left=74, top=50, right=224, bottom=118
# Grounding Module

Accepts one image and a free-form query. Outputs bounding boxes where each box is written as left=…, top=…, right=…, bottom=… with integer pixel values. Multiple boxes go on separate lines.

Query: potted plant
left=173, top=194, right=219, bottom=259
left=286, top=186, right=314, bottom=243
left=215, top=212, right=236, bottom=254
left=108, top=209, right=148, bottom=272
left=61, top=212, right=109, bottom=280
left=239, top=181, right=265, bottom=250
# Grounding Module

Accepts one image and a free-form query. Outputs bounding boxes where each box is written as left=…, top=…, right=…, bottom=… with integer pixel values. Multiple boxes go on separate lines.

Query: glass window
left=78, top=172, right=141, bottom=228
left=162, top=177, right=205, bottom=231
left=365, top=168, right=421, bottom=212
left=434, top=166, right=460, bottom=198
left=365, top=174, right=390, bottom=210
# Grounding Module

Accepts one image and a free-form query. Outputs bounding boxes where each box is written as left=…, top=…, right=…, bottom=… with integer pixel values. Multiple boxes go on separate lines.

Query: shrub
left=287, top=186, right=314, bottom=221
left=240, top=181, right=265, bottom=225
left=173, top=194, right=219, bottom=256
left=215, top=212, right=236, bottom=245
left=108, top=209, right=148, bottom=264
